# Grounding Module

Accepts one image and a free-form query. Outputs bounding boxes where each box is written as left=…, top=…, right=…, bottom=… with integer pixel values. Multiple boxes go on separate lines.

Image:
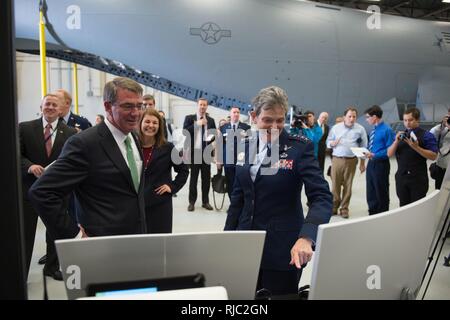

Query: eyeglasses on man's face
left=112, top=102, right=144, bottom=111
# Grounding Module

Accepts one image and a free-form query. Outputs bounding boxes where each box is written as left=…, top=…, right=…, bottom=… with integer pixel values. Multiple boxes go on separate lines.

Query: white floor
left=27, top=158, right=450, bottom=300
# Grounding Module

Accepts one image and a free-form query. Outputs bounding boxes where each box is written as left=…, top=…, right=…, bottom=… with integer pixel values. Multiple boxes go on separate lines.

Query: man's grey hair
left=103, top=77, right=143, bottom=104
left=252, top=86, right=289, bottom=116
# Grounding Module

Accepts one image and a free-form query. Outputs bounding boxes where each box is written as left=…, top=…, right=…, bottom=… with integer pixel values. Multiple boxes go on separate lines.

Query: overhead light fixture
left=112, top=60, right=126, bottom=70
left=99, top=56, right=109, bottom=66
left=443, top=0, right=450, bottom=3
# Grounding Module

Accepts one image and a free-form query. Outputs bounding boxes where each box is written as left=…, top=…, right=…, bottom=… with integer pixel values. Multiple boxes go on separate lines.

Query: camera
left=447, top=117, right=450, bottom=125
left=399, top=132, right=408, bottom=141
left=292, top=112, right=309, bottom=128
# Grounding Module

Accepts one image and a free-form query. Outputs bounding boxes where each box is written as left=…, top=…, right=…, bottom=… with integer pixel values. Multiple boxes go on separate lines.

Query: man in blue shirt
left=388, top=107, right=438, bottom=206
left=363, top=105, right=395, bottom=215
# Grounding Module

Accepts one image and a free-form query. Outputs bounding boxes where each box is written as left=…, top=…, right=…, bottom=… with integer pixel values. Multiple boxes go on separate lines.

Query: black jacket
left=29, top=121, right=147, bottom=239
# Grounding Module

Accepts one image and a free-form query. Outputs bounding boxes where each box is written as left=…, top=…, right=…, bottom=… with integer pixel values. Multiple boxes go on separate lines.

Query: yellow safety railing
left=73, top=63, right=79, bottom=114
left=39, top=10, right=47, bottom=98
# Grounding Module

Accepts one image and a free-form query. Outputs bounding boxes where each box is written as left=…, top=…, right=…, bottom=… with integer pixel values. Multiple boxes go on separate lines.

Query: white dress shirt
left=250, top=134, right=270, bottom=182
left=194, top=113, right=207, bottom=150
left=42, top=118, right=59, bottom=147
left=104, top=119, right=143, bottom=179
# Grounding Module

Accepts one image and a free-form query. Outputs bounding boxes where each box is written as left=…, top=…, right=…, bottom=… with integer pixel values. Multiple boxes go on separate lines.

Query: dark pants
left=434, top=166, right=446, bottom=190
left=395, top=171, right=428, bottom=207
left=43, top=231, right=59, bottom=273
left=22, top=195, right=38, bottom=276
left=317, top=145, right=326, bottom=173
left=224, top=166, right=236, bottom=199
left=256, top=268, right=302, bottom=296
left=366, top=159, right=390, bottom=215
left=189, top=163, right=211, bottom=204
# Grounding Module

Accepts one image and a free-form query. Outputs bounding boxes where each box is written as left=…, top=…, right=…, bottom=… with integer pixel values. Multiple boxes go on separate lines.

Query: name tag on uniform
left=271, top=159, right=294, bottom=170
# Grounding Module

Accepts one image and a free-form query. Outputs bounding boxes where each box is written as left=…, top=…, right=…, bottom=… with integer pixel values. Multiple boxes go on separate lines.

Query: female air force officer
left=224, top=86, right=332, bottom=296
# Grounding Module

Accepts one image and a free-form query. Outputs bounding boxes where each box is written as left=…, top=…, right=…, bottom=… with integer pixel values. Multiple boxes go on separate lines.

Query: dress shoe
left=38, top=254, right=47, bottom=265
left=44, top=269, right=63, bottom=281
left=202, top=203, right=214, bottom=210
left=188, top=203, right=195, bottom=211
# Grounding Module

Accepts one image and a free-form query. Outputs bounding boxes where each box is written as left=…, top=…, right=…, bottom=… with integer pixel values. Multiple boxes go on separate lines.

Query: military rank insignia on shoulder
left=289, top=133, right=310, bottom=143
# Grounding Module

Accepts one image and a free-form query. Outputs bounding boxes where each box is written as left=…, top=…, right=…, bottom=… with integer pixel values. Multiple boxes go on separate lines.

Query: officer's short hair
left=56, top=89, right=72, bottom=104
left=198, top=97, right=208, bottom=104
left=252, top=86, right=289, bottom=116
left=404, top=107, right=420, bottom=120
left=103, top=77, right=143, bottom=104
left=365, top=105, right=383, bottom=118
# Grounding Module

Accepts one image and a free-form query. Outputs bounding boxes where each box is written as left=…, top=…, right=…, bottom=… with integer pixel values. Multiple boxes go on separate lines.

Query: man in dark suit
left=218, top=106, right=250, bottom=200
left=224, top=86, right=332, bottom=296
left=36, top=89, right=91, bottom=268
left=19, top=94, right=77, bottom=280
left=29, top=77, right=147, bottom=243
left=56, top=89, right=92, bottom=131
left=183, top=98, right=216, bottom=211
left=317, top=112, right=330, bottom=174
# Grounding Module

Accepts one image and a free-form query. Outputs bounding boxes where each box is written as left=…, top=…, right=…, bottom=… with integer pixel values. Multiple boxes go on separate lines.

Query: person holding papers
left=19, top=94, right=77, bottom=280
left=326, top=107, right=367, bottom=218
left=363, top=105, right=395, bottom=215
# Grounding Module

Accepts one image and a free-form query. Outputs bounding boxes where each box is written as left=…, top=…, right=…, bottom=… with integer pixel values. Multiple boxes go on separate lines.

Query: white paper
left=350, top=147, right=370, bottom=158
left=44, top=160, right=56, bottom=171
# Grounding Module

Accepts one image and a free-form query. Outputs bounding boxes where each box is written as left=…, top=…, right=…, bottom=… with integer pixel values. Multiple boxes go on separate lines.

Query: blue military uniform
left=219, top=121, right=251, bottom=198
left=67, top=112, right=92, bottom=131
left=224, top=129, right=332, bottom=295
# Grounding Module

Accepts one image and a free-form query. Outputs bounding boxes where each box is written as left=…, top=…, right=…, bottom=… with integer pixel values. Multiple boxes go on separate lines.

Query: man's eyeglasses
left=112, top=102, right=144, bottom=111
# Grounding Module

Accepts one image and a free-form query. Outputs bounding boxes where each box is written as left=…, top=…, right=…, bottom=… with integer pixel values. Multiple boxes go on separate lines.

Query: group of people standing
left=20, top=78, right=189, bottom=281
left=19, top=75, right=449, bottom=298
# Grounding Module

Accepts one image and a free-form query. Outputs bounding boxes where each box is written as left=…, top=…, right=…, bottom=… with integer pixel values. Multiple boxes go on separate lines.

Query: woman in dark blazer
left=139, top=108, right=189, bottom=233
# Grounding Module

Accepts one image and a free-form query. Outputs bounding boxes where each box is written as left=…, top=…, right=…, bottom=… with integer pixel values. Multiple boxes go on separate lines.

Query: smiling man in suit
left=19, top=94, right=77, bottom=280
left=29, top=77, right=147, bottom=243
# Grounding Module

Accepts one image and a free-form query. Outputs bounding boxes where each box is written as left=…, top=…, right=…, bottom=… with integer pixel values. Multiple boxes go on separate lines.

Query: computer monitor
left=56, top=231, right=265, bottom=300
left=309, top=190, right=443, bottom=300
left=87, top=273, right=205, bottom=297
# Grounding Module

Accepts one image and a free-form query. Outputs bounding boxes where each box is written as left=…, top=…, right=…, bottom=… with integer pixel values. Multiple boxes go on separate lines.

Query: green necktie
left=124, top=136, right=139, bottom=192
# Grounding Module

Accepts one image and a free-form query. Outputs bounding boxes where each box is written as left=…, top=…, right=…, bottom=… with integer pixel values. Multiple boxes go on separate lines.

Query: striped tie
left=368, top=129, right=375, bottom=152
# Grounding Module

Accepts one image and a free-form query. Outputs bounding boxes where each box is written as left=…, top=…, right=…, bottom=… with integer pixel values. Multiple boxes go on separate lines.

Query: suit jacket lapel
left=98, top=122, right=136, bottom=192
left=50, top=119, right=66, bottom=160
left=33, top=118, right=47, bottom=160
